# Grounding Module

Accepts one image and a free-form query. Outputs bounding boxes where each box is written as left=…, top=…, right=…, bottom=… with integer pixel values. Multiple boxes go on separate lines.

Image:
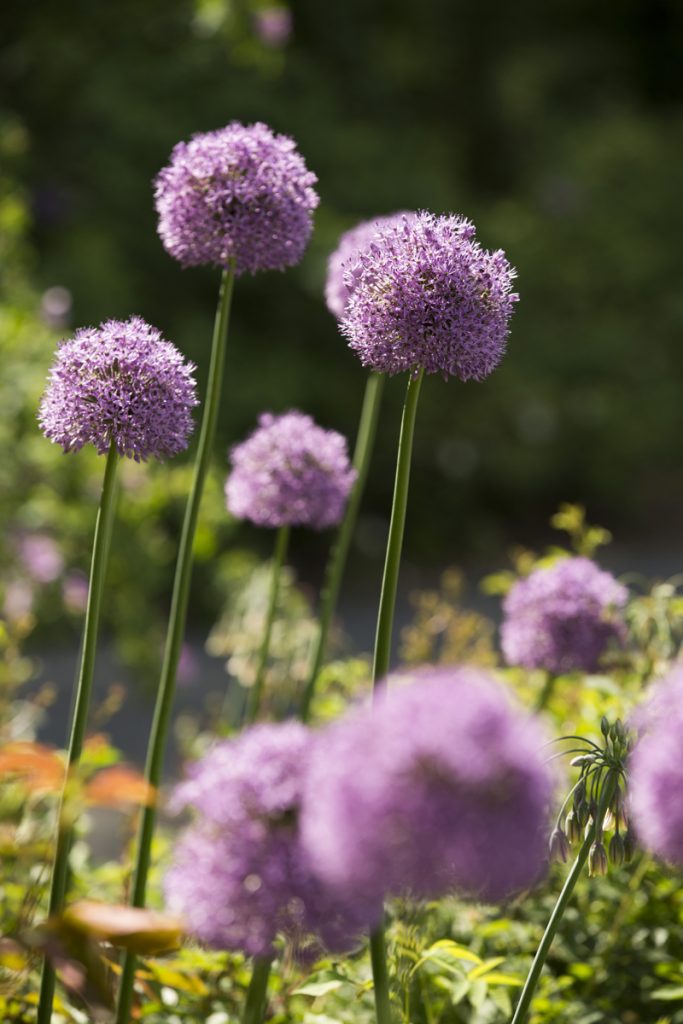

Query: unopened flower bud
left=623, top=827, right=637, bottom=864
left=609, top=833, right=625, bottom=866
left=600, top=716, right=610, bottom=738
left=565, top=809, right=582, bottom=844
left=588, top=841, right=608, bottom=877
left=549, top=827, right=570, bottom=863
left=570, top=754, right=595, bottom=768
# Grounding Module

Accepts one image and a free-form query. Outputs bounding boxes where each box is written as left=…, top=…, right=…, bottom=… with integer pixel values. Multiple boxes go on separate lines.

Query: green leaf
left=467, top=957, right=505, bottom=980
left=292, top=980, right=344, bottom=998
left=651, top=986, right=683, bottom=1001
left=482, top=972, right=523, bottom=987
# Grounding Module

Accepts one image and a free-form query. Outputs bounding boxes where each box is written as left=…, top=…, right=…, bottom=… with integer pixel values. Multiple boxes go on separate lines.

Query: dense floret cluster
left=325, top=212, right=414, bottom=319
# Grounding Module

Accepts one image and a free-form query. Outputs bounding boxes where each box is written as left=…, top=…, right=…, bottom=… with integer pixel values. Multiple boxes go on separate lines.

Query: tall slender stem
left=534, top=671, right=556, bottom=713
left=245, top=525, right=290, bottom=725
left=367, top=368, right=424, bottom=1024
left=510, top=774, right=617, bottom=1024
left=37, top=442, right=119, bottom=1024
left=242, top=956, right=273, bottom=1024
left=116, top=264, right=235, bottom=1024
left=300, top=372, right=385, bottom=722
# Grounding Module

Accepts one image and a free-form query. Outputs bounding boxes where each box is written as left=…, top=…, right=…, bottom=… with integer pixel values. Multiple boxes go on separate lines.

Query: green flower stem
left=116, top=264, right=235, bottom=1024
left=510, top=773, right=617, bottom=1024
left=242, top=956, right=273, bottom=1024
left=300, top=372, right=385, bottom=723
left=37, top=441, right=119, bottom=1024
left=245, top=524, right=290, bottom=725
left=367, top=368, right=424, bottom=1024
left=534, top=671, right=556, bottom=712
left=372, top=368, right=423, bottom=685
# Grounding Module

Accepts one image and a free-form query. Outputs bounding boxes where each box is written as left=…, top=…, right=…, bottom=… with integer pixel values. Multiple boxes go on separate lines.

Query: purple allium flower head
left=165, top=723, right=367, bottom=957
left=16, top=534, right=64, bottom=584
left=225, top=411, right=357, bottom=530
left=253, top=6, right=292, bottom=47
left=38, top=317, right=198, bottom=461
left=325, top=212, right=415, bottom=319
left=501, top=556, right=628, bottom=675
left=340, top=212, right=518, bottom=379
left=154, top=122, right=318, bottom=273
left=301, top=666, right=553, bottom=910
left=629, top=665, right=683, bottom=865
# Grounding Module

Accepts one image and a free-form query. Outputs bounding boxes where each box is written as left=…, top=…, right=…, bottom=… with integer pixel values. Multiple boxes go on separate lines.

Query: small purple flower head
left=154, top=121, right=318, bottom=273
left=16, top=534, right=63, bottom=584
left=165, top=723, right=366, bottom=957
left=340, top=212, right=518, bottom=379
left=301, top=666, right=553, bottom=911
left=501, top=556, right=628, bottom=675
left=225, top=411, right=357, bottom=530
left=38, top=317, right=198, bottom=461
left=325, top=212, right=415, bottom=319
left=253, top=6, right=292, bottom=47
left=629, top=665, right=683, bottom=865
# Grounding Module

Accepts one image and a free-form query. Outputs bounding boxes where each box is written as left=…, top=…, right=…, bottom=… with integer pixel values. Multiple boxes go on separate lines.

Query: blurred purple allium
left=629, top=665, right=683, bottom=864
left=301, top=666, right=553, bottom=910
left=225, top=411, right=356, bottom=529
left=501, top=556, right=628, bottom=675
left=325, top=212, right=414, bottom=319
left=253, top=6, right=292, bottom=47
left=62, top=572, right=88, bottom=614
left=17, top=535, right=64, bottom=584
left=38, top=317, right=198, bottom=461
left=165, top=723, right=366, bottom=957
left=340, top=212, right=518, bottom=379
left=154, top=122, right=318, bottom=273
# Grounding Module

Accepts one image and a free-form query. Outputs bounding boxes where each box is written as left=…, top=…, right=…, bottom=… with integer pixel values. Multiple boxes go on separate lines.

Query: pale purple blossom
left=62, top=572, right=88, bottom=614
left=38, top=317, right=198, bottom=461
left=225, top=411, right=356, bottom=529
left=301, top=666, right=553, bottom=911
left=501, top=556, right=628, bottom=675
left=154, top=121, right=318, bottom=273
left=3, top=580, right=33, bottom=621
left=253, top=7, right=292, bottom=47
left=340, top=212, right=517, bottom=379
left=17, top=535, right=63, bottom=584
left=630, top=665, right=683, bottom=864
left=325, top=213, right=414, bottom=319
left=165, top=723, right=366, bottom=957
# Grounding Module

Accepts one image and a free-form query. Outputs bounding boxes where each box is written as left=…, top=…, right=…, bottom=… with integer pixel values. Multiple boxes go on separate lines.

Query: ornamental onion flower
left=630, top=665, right=683, bottom=864
left=301, top=666, right=553, bottom=911
left=340, top=211, right=517, bottom=379
left=164, top=723, right=367, bottom=957
left=38, top=317, right=198, bottom=461
left=225, top=411, right=357, bottom=530
left=325, top=212, right=414, bottom=319
left=501, top=556, right=628, bottom=675
left=154, top=121, right=318, bottom=273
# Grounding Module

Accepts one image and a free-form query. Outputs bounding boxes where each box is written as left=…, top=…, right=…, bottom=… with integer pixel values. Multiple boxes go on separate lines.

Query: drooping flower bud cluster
left=501, top=556, right=628, bottom=675
left=550, top=716, right=634, bottom=876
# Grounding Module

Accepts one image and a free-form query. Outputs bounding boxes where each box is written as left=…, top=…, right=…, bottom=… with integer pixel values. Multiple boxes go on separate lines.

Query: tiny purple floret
left=325, top=212, right=415, bottom=319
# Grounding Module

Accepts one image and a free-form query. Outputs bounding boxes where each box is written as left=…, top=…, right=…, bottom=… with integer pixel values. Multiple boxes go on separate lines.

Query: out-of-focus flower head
left=325, top=212, right=415, bottom=319
left=301, top=665, right=553, bottom=912
left=16, top=535, right=63, bottom=584
left=154, top=121, right=318, bottom=273
left=225, top=411, right=356, bottom=530
left=165, top=723, right=367, bottom=957
left=340, top=212, right=517, bottom=380
left=62, top=572, right=88, bottom=614
left=629, top=665, right=683, bottom=865
left=253, top=6, right=292, bottom=47
left=501, top=556, right=628, bottom=675
left=38, top=317, right=198, bottom=462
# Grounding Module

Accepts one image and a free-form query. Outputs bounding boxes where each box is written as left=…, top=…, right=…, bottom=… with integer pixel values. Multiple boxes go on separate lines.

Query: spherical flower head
left=340, top=211, right=518, bottom=379
left=501, top=556, right=628, bottom=675
left=301, top=666, right=553, bottom=911
left=154, top=121, right=319, bottom=273
left=629, top=665, right=683, bottom=865
left=38, top=317, right=198, bottom=461
left=165, top=723, right=366, bottom=958
left=225, top=411, right=357, bottom=529
left=325, top=212, right=415, bottom=319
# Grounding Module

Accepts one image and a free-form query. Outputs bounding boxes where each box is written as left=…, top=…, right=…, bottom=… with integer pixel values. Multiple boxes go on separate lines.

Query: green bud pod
left=609, top=833, right=625, bottom=866
left=623, top=827, right=637, bottom=864
left=565, top=809, right=581, bottom=844
left=588, top=841, right=609, bottom=877
left=601, top=716, right=610, bottom=738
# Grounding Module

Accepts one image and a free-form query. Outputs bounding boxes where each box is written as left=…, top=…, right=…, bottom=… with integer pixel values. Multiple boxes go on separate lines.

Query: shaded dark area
left=2, top=0, right=683, bottom=568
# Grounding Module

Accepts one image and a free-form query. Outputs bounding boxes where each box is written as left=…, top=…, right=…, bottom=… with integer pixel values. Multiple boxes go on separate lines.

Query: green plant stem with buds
left=116, top=263, right=235, bottom=1024
left=510, top=772, right=618, bottom=1024
left=368, top=368, right=424, bottom=1024
left=38, top=442, right=119, bottom=1024
left=300, top=372, right=385, bottom=723
left=245, top=524, right=290, bottom=724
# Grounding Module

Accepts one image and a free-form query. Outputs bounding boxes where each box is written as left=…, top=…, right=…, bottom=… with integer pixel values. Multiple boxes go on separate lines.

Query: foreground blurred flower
left=154, top=121, right=318, bottom=273
left=301, top=666, right=553, bottom=911
left=630, top=665, right=683, bottom=864
left=16, top=534, right=64, bottom=584
left=325, top=212, right=414, bottom=319
left=226, top=411, right=357, bottom=531
left=501, top=556, right=628, bottom=675
left=340, top=211, right=517, bottom=380
left=165, top=723, right=366, bottom=957
left=38, top=317, right=198, bottom=461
